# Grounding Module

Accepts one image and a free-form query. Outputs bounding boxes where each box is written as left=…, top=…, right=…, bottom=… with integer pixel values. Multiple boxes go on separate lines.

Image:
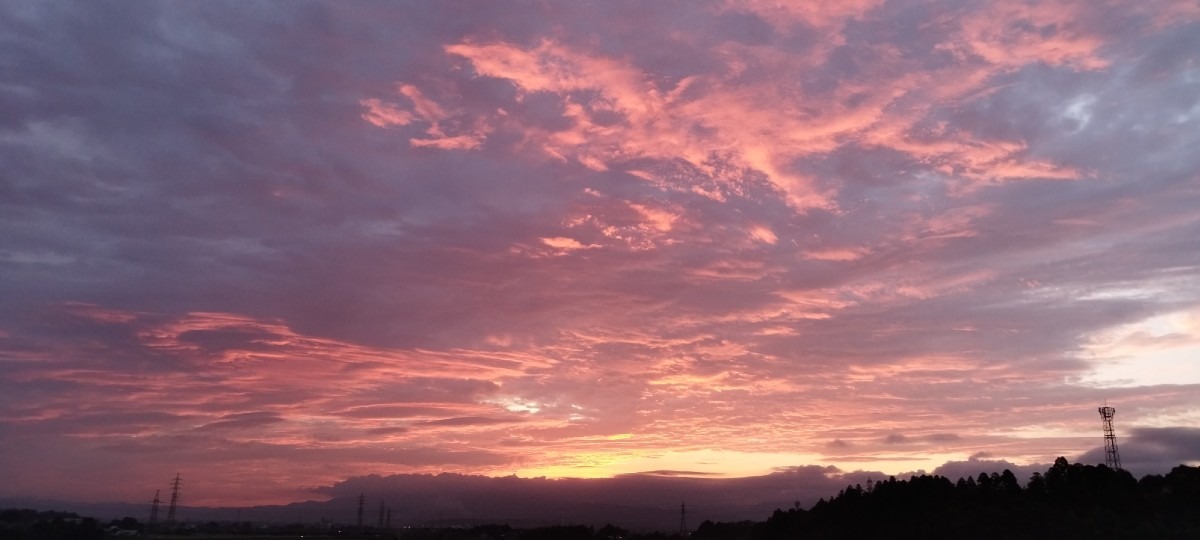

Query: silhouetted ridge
left=699, top=458, right=1200, bottom=539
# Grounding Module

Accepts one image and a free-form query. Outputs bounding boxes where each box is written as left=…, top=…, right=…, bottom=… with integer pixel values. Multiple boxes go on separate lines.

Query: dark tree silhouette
left=745, top=459, right=1200, bottom=540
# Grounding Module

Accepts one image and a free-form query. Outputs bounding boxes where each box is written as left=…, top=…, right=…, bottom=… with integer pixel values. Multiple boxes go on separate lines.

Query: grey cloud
left=194, top=411, right=285, bottom=431
left=620, top=470, right=724, bottom=477
left=364, top=426, right=409, bottom=436
left=307, top=457, right=1091, bottom=531
left=926, top=433, right=960, bottom=442
left=418, top=416, right=522, bottom=427
left=1077, top=427, right=1200, bottom=477
left=311, top=466, right=870, bottom=530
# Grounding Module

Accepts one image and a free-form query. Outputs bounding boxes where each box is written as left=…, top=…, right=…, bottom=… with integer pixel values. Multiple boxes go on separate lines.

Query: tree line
left=698, top=458, right=1200, bottom=539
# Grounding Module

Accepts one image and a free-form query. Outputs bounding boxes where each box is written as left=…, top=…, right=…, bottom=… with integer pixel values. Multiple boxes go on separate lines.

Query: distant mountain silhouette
left=7, top=458, right=1199, bottom=537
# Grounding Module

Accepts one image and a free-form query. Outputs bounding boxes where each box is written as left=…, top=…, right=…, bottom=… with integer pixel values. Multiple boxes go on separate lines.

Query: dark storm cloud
left=312, top=466, right=876, bottom=530
left=309, top=457, right=1080, bottom=530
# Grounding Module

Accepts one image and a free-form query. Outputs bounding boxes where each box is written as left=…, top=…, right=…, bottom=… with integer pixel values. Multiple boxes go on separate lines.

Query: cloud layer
left=1, top=1, right=1199, bottom=506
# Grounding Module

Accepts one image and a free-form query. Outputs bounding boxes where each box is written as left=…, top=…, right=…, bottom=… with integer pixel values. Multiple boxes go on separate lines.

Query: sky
left=1, top=0, right=1199, bottom=509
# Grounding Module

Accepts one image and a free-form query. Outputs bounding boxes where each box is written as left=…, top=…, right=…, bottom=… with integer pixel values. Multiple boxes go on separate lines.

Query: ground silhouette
left=5, top=459, right=1199, bottom=539
left=700, top=458, right=1200, bottom=539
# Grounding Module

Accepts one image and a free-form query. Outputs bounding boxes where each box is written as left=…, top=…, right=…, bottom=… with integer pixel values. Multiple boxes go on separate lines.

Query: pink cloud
left=441, top=39, right=842, bottom=208
left=410, top=134, right=484, bottom=150
left=747, top=225, right=778, bottom=245
left=540, top=236, right=599, bottom=252
left=803, top=248, right=866, bottom=262
left=948, top=2, right=1111, bottom=70
left=727, top=0, right=886, bottom=30
left=58, top=302, right=140, bottom=323
left=365, top=18, right=1102, bottom=211
left=361, top=83, right=488, bottom=149
left=359, top=97, right=413, bottom=128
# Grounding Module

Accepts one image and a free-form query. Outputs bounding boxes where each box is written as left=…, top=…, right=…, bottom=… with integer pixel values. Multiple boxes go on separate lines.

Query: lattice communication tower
left=1098, top=405, right=1121, bottom=470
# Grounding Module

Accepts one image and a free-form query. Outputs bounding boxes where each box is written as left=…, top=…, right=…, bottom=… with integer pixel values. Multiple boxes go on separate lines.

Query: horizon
left=7, top=459, right=1199, bottom=537
left=3, top=456, right=1175, bottom=531
left=0, top=441, right=1190, bottom=511
left=2, top=0, right=1199, bottom=510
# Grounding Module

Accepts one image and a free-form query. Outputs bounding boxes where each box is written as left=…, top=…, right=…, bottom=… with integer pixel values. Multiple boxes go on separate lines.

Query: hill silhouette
left=5, top=459, right=1199, bottom=539
left=700, top=458, right=1200, bottom=539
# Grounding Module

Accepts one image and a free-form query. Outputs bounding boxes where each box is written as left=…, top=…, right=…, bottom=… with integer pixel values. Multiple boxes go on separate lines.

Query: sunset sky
left=2, top=1, right=1199, bottom=508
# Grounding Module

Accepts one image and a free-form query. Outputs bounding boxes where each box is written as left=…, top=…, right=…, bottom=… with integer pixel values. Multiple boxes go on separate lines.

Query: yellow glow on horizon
left=508, top=449, right=1021, bottom=480
left=1002, top=424, right=1092, bottom=439
left=513, top=449, right=832, bottom=479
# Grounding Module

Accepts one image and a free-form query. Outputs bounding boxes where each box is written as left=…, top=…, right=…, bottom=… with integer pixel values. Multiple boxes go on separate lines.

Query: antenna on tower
left=149, top=490, right=160, bottom=530
left=1098, top=404, right=1122, bottom=470
left=679, top=501, right=688, bottom=537
left=166, top=474, right=182, bottom=524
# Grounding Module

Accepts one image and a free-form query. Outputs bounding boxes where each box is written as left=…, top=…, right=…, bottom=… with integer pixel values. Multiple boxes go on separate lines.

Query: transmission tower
left=377, top=501, right=385, bottom=529
left=679, top=502, right=687, bottom=537
left=356, top=494, right=365, bottom=529
left=1098, top=405, right=1122, bottom=470
left=166, top=474, right=182, bottom=524
left=149, top=490, right=160, bottom=529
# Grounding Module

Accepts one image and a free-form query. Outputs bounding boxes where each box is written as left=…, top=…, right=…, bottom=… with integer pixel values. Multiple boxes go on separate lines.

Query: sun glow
left=513, top=449, right=832, bottom=479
